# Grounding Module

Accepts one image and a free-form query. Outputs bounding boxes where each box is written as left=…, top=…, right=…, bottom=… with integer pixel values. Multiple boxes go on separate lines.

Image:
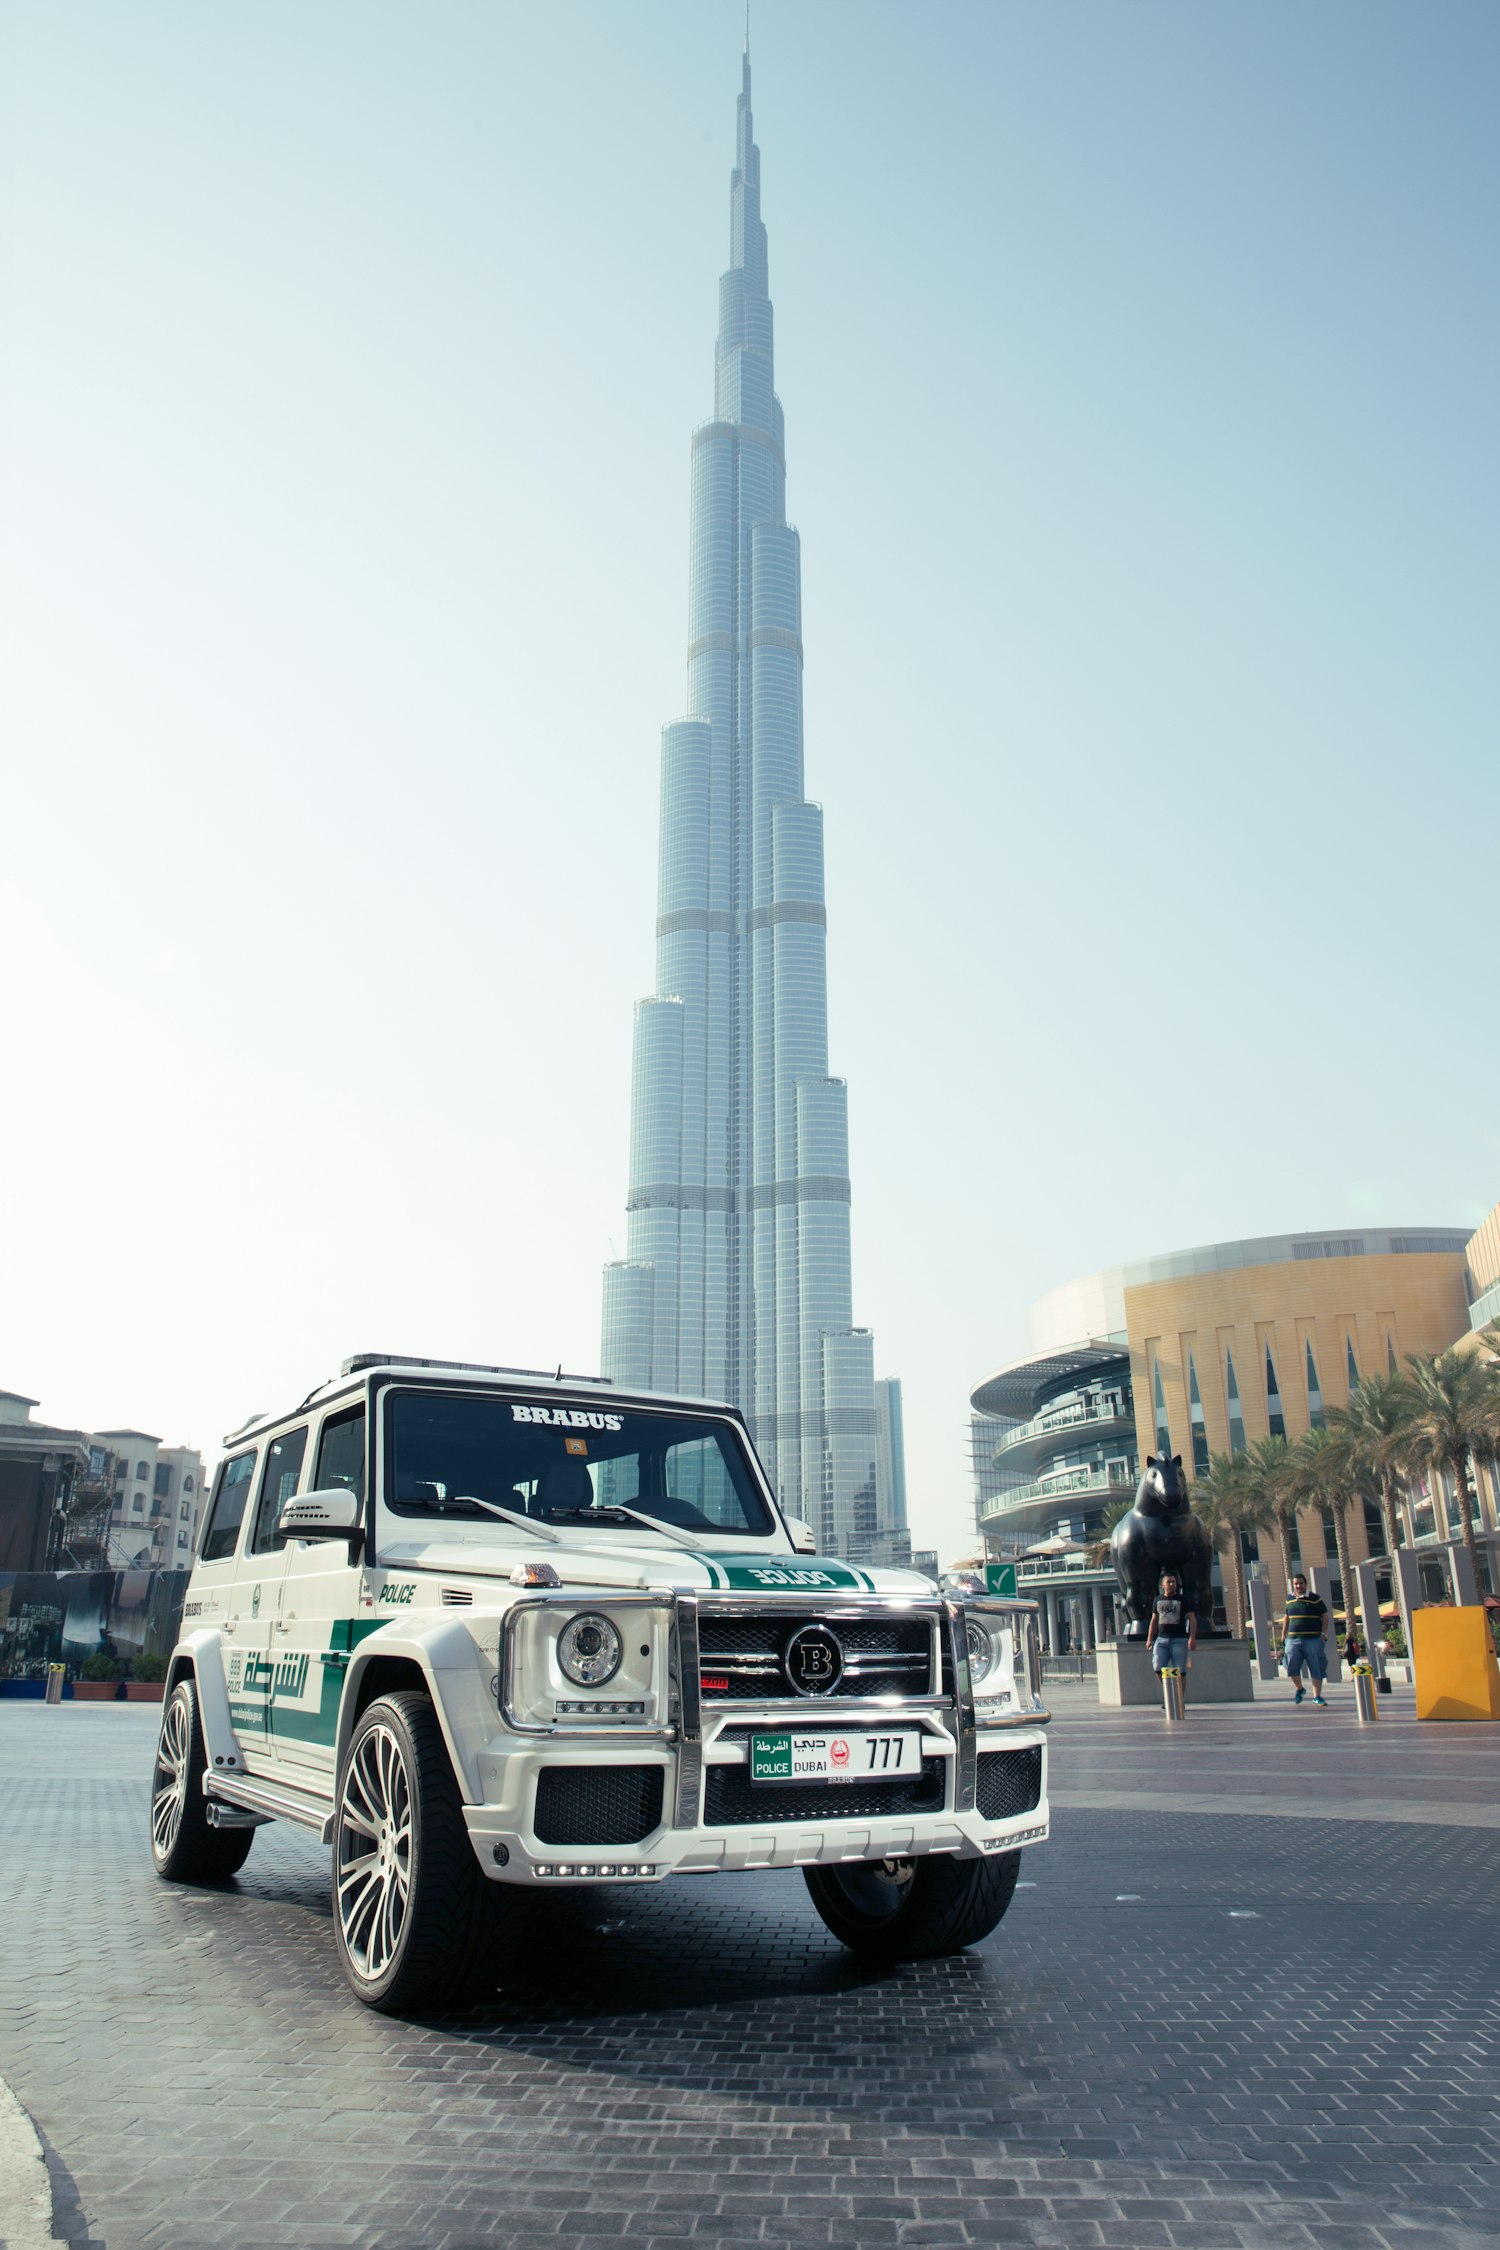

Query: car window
left=250, top=1426, right=308, bottom=1554
left=200, top=1450, right=258, bottom=1563
left=316, top=1406, right=366, bottom=1503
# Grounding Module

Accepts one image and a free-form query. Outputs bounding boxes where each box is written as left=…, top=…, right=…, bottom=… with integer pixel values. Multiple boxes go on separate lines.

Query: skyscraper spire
left=601, top=58, right=907, bottom=1564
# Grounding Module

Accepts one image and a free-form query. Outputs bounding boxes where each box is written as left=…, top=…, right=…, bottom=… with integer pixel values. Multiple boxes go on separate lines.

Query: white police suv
left=150, top=1355, right=1049, bottom=2011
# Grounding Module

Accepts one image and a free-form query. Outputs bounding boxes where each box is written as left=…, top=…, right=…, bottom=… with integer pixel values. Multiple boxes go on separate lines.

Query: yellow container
left=1412, top=1608, right=1500, bottom=1722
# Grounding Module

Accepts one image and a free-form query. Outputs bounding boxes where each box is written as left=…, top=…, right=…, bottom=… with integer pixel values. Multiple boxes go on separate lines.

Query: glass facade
left=601, top=59, right=903, bottom=1557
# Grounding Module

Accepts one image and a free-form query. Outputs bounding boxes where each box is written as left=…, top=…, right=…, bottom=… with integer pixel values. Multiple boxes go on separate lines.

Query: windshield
left=384, top=1390, right=775, bottom=1538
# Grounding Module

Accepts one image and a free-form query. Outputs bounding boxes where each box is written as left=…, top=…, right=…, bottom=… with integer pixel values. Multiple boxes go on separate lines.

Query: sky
left=2, top=0, right=1496, bottom=1567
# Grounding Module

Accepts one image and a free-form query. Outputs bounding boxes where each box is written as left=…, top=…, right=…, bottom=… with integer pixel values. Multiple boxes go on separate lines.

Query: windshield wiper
left=545, top=1504, right=706, bottom=1550
left=452, top=1495, right=563, bottom=1543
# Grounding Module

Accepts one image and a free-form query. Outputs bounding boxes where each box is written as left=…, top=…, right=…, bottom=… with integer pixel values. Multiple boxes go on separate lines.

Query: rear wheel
left=804, top=1849, right=1020, bottom=1959
left=332, top=1691, right=492, bottom=2013
left=149, top=1678, right=254, bottom=1882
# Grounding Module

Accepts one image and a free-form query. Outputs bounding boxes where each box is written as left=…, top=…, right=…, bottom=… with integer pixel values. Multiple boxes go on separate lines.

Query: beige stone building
left=971, top=1224, right=1490, bottom=1644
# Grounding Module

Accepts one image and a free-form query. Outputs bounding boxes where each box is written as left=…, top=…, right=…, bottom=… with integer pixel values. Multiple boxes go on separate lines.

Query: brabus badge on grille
left=783, top=1622, right=844, bottom=1697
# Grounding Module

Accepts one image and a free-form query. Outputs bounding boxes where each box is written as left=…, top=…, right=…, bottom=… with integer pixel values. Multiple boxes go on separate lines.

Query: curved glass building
left=601, top=57, right=904, bottom=1562
left=969, top=1225, right=1478, bottom=1647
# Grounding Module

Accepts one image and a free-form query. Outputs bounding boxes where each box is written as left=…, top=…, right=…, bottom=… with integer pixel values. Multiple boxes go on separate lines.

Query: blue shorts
left=1152, top=1637, right=1190, bottom=1673
left=1284, top=1635, right=1327, bottom=1681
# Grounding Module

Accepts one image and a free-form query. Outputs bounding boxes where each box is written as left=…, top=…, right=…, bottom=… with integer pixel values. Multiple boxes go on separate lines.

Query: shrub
left=131, top=1650, right=167, bottom=1683
left=81, top=1652, right=124, bottom=1682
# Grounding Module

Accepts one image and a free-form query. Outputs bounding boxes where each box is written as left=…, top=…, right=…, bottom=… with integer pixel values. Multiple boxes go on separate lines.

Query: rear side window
left=316, top=1407, right=366, bottom=1503
left=251, top=1426, right=308, bottom=1554
left=201, top=1451, right=257, bottom=1563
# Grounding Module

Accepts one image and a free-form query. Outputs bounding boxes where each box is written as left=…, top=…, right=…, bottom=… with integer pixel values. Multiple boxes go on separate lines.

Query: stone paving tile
left=1, top=1708, right=1497, bottom=2250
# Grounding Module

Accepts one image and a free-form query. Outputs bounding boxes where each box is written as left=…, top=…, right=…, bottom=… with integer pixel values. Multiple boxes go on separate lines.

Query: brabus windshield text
left=511, top=1405, right=623, bottom=1431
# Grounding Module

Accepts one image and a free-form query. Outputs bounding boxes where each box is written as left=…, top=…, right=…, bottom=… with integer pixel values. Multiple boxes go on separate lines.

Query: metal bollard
left=1159, top=1666, right=1186, bottom=1722
left=1352, top=1661, right=1379, bottom=1724
left=44, top=1664, right=66, bottom=1706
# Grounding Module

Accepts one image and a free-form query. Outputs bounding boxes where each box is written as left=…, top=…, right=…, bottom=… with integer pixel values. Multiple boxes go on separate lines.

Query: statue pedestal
left=1097, top=1639, right=1255, bottom=1707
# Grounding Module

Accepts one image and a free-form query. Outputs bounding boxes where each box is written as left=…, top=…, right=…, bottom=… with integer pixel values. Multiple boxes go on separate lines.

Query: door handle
left=274, top=1621, right=291, bottom=1633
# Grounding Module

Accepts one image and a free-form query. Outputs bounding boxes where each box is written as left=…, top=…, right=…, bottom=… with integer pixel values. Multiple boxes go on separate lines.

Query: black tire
left=149, top=1677, right=255, bottom=1883
left=331, top=1691, right=491, bottom=2013
left=804, top=1849, right=1020, bottom=1959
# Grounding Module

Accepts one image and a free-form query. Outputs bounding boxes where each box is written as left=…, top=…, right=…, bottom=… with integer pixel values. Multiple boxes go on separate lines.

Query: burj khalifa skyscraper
left=601, top=53, right=907, bottom=1563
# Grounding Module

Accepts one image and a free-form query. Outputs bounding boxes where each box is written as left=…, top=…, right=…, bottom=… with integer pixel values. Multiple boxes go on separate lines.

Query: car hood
left=376, top=1533, right=936, bottom=1599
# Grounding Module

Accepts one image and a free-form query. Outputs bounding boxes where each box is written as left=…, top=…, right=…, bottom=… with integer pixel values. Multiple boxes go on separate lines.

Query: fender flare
left=168, top=1630, right=247, bottom=1778
left=339, top=1621, right=484, bottom=1802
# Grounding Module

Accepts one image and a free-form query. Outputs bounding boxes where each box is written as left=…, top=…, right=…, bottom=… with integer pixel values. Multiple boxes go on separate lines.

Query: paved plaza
left=1, top=1687, right=1496, bottom=2250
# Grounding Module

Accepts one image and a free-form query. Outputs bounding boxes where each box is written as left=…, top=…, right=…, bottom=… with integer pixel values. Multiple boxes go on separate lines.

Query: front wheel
left=804, top=1849, right=1020, bottom=1959
left=332, top=1691, right=491, bottom=2013
left=150, top=1678, right=254, bottom=1882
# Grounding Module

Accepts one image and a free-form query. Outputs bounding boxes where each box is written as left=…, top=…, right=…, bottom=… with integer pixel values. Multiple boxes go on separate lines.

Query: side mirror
left=279, top=1489, right=362, bottom=1545
left=785, top=1516, right=818, bottom=1555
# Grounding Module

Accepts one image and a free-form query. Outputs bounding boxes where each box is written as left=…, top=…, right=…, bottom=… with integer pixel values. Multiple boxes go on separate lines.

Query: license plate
left=749, top=1730, right=921, bottom=1785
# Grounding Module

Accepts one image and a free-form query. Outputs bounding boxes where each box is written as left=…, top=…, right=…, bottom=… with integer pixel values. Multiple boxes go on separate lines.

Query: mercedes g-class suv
left=150, top=1355, right=1049, bottom=2010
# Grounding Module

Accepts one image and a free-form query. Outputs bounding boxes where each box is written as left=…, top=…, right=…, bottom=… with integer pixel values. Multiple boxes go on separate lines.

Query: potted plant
left=125, top=1650, right=168, bottom=1702
left=73, top=1653, right=124, bottom=1701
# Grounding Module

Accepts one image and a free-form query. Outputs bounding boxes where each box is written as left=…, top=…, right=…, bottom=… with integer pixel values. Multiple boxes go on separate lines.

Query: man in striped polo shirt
left=1282, top=1574, right=1330, bottom=1706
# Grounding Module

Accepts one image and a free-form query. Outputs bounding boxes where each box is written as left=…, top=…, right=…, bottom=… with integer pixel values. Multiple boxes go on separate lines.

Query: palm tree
left=1192, top=1451, right=1267, bottom=1639
left=1087, top=1496, right=1132, bottom=1570
left=1243, top=1433, right=1296, bottom=1582
left=1403, top=1350, right=1497, bottom=1598
left=1330, top=1371, right=1417, bottom=1563
left=1287, top=1424, right=1361, bottom=1632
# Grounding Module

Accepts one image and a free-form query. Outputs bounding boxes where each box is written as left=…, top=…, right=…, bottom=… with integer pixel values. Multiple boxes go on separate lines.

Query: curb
left=0, top=2077, right=60, bottom=2249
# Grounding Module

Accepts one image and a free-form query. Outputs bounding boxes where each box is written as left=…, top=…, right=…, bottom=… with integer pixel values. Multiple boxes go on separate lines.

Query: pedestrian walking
left=1282, top=1573, right=1330, bottom=1706
left=1147, top=1572, right=1197, bottom=1694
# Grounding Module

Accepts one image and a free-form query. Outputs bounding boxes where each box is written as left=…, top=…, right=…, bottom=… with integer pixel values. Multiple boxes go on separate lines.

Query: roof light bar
left=341, top=1352, right=612, bottom=1383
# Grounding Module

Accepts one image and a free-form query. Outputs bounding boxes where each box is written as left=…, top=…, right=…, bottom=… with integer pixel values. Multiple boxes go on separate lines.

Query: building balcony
left=979, top=1465, right=1137, bottom=1526
left=993, top=1395, right=1135, bottom=1475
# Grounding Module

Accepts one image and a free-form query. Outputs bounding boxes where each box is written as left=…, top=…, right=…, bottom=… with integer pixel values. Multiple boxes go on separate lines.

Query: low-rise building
left=0, top=1392, right=94, bottom=1571
left=0, top=1394, right=206, bottom=1574
left=96, top=1429, right=206, bottom=1568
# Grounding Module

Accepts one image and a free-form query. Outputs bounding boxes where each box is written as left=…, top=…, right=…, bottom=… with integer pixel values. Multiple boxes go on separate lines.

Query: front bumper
left=465, top=1584, right=1050, bottom=1885
left=461, top=1722, right=1049, bottom=1883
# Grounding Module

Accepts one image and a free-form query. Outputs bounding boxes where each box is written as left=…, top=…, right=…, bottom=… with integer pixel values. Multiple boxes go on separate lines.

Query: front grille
left=977, top=1745, right=1043, bottom=1822
left=704, top=1739, right=946, bottom=1828
left=533, top=1765, right=665, bottom=1847
left=697, top=1612, right=934, bottom=1701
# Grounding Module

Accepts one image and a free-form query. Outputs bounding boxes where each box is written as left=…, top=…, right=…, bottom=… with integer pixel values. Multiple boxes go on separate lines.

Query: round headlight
left=965, top=1617, right=996, bottom=1687
left=557, top=1612, right=623, bottom=1688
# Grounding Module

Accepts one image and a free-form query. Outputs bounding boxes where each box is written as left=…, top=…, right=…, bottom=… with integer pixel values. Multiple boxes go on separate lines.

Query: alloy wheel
left=336, top=1723, right=413, bottom=1981
left=151, top=1690, right=191, bottom=1862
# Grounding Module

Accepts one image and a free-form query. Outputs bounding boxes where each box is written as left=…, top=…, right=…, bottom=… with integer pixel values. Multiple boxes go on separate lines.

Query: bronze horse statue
left=1111, top=1454, right=1217, bottom=1639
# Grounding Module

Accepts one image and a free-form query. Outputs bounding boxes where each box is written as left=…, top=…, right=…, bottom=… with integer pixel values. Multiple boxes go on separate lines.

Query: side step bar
left=207, top=1769, right=336, bottom=1845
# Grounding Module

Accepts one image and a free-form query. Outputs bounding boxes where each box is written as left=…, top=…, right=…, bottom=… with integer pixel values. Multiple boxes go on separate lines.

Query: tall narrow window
left=1387, top=1335, right=1398, bottom=1375
left=1187, top=1353, right=1210, bottom=1476
left=1346, top=1336, right=1359, bottom=1393
left=1225, top=1349, right=1247, bottom=1456
left=1151, top=1357, right=1171, bottom=1455
left=1306, top=1340, right=1325, bottom=1429
left=1265, top=1346, right=1286, bottom=1440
